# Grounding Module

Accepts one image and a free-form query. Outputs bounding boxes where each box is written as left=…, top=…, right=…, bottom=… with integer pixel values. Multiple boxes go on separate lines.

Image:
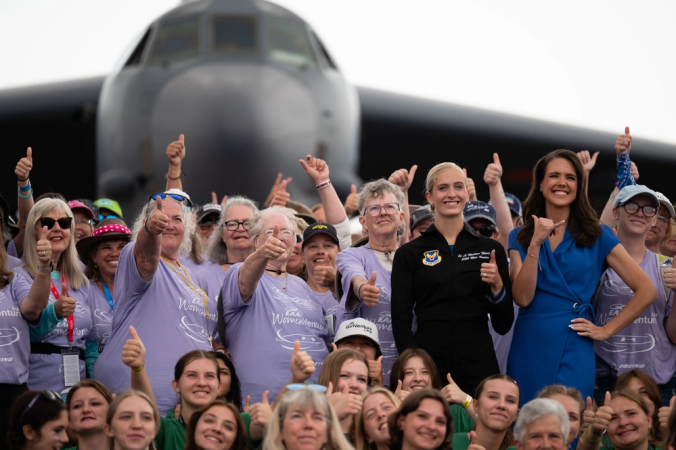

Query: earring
left=430, top=203, right=435, bottom=212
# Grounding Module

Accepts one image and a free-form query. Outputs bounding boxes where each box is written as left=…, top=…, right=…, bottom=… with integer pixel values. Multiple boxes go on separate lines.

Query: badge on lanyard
left=61, top=348, right=81, bottom=386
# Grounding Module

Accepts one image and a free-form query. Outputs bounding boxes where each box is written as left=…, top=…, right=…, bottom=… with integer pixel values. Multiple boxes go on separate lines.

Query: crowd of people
left=1, top=126, right=676, bottom=450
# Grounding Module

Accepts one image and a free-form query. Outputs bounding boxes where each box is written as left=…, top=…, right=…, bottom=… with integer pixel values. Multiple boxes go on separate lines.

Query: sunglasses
left=199, top=220, right=218, bottom=230
left=150, top=192, right=193, bottom=207
left=473, top=226, right=496, bottom=237
left=20, top=390, right=62, bottom=421
left=39, top=217, right=73, bottom=230
left=98, top=213, right=120, bottom=221
left=287, top=383, right=327, bottom=392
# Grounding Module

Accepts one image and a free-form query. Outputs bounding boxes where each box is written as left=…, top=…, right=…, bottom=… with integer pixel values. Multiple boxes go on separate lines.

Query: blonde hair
left=355, top=387, right=401, bottom=450
left=263, top=387, right=353, bottom=450
left=131, top=198, right=195, bottom=255
left=425, top=162, right=467, bottom=193
left=106, top=390, right=159, bottom=450
left=22, top=198, right=87, bottom=290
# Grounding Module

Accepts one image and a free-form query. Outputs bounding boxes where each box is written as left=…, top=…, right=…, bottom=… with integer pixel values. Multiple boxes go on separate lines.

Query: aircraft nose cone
left=150, top=63, right=317, bottom=203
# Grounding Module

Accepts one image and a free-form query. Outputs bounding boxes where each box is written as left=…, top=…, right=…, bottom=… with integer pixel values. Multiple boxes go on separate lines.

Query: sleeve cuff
left=486, top=288, right=506, bottom=304
left=333, top=218, right=352, bottom=251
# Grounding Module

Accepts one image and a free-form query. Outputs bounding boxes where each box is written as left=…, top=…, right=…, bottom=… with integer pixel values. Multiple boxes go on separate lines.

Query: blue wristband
left=18, top=186, right=33, bottom=199
left=19, top=183, right=31, bottom=192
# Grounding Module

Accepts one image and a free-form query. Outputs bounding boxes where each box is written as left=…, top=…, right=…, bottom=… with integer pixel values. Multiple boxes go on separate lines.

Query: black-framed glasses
left=224, top=220, right=251, bottom=231
left=39, top=217, right=73, bottom=230
left=199, top=220, right=218, bottom=230
left=621, top=203, right=657, bottom=218
left=20, top=390, right=62, bottom=421
left=150, top=192, right=193, bottom=207
left=473, top=226, right=496, bottom=237
left=362, top=203, right=400, bottom=217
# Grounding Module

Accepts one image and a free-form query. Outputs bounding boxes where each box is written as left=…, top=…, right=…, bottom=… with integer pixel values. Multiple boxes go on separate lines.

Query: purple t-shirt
left=14, top=266, right=95, bottom=392
left=0, top=269, right=34, bottom=384
left=7, top=255, right=21, bottom=270
left=178, top=252, right=210, bottom=276
left=7, top=239, right=18, bottom=258
left=595, top=250, right=676, bottom=384
left=336, top=245, right=397, bottom=383
left=95, top=242, right=212, bottom=415
left=313, top=289, right=338, bottom=314
left=88, top=282, right=114, bottom=353
left=221, top=263, right=330, bottom=404
left=194, top=263, right=225, bottom=343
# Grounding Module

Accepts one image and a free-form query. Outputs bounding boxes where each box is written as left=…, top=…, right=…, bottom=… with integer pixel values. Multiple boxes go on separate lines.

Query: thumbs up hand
left=615, top=127, right=632, bottom=155
left=394, top=379, right=410, bottom=402
left=580, top=396, right=595, bottom=435
left=658, top=396, right=676, bottom=433
left=264, top=173, right=293, bottom=207
left=360, top=272, right=380, bottom=307
left=344, top=184, right=359, bottom=216
left=463, top=168, right=477, bottom=201
left=440, top=373, right=469, bottom=405
left=576, top=150, right=600, bottom=174
left=36, top=226, right=52, bottom=269
left=467, top=431, right=486, bottom=450
left=262, top=225, right=288, bottom=261
left=590, top=392, right=613, bottom=438
left=249, top=390, right=273, bottom=429
left=289, top=340, right=315, bottom=383
left=54, top=279, right=76, bottom=319
left=313, top=265, right=336, bottom=288
left=368, top=356, right=384, bottom=386
left=270, top=180, right=291, bottom=207
left=483, top=153, right=503, bottom=186
left=388, top=165, right=418, bottom=193
left=480, top=250, right=503, bottom=293
left=122, top=326, right=146, bottom=371
left=15, top=147, right=33, bottom=181
left=146, top=197, right=169, bottom=236
left=166, top=134, right=186, bottom=166
left=328, top=384, right=363, bottom=420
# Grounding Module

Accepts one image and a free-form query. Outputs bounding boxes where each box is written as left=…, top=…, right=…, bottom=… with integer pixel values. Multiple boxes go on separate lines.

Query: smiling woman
left=388, top=389, right=453, bottom=450
left=184, top=399, right=247, bottom=450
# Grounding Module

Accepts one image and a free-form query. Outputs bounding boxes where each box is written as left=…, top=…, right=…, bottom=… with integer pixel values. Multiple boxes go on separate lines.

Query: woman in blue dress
left=506, top=149, right=656, bottom=405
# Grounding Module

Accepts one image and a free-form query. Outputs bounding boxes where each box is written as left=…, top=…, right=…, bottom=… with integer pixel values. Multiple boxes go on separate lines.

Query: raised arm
left=388, top=165, right=417, bottom=245
left=238, top=226, right=286, bottom=302
left=122, top=326, right=158, bottom=410
left=18, top=226, right=53, bottom=321
left=299, top=155, right=348, bottom=225
left=483, top=153, right=513, bottom=252
left=165, top=134, right=185, bottom=190
left=13, top=147, right=35, bottom=257
left=510, top=217, right=565, bottom=307
left=264, top=173, right=293, bottom=208
left=133, top=198, right=168, bottom=282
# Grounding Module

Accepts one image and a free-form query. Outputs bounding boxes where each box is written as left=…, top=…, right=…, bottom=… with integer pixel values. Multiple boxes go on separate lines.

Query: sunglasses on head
left=286, top=383, right=327, bottom=392
left=39, top=217, right=73, bottom=230
left=473, top=226, right=496, bottom=237
left=20, top=390, right=62, bottom=421
left=150, top=192, right=193, bottom=207
left=98, top=213, right=120, bottom=221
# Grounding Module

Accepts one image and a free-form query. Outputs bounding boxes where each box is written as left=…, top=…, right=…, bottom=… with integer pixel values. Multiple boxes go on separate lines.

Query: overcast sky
left=1, top=0, right=674, bottom=143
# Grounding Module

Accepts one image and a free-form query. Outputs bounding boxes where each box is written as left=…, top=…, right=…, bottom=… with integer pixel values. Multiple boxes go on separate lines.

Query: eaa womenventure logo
left=345, top=322, right=373, bottom=334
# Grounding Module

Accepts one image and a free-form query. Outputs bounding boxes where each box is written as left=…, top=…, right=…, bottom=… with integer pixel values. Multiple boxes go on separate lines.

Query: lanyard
left=50, top=273, right=74, bottom=347
left=100, top=278, right=114, bottom=310
left=160, top=257, right=212, bottom=344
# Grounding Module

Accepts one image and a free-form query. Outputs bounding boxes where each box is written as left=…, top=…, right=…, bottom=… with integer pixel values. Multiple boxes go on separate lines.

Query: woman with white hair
left=514, top=398, right=569, bottom=450
left=263, top=386, right=353, bottom=450
left=220, top=206, right=330, bottom=405
left=13, top=198, right=98, bottom=393
left=94, top=192, right=212, bottom=415
left=194, top=196, right=259, bottom=344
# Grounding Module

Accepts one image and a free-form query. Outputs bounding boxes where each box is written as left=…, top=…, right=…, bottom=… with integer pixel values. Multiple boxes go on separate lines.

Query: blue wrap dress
left=507, top=225, right=619, bottom=405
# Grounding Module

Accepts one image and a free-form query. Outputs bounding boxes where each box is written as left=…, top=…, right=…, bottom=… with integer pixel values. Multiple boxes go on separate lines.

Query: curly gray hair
left=356, top=179, right=405, bottom=215
left=131, top=198, right=195, bottom=255
left=205, top=196, right=259, bottom=264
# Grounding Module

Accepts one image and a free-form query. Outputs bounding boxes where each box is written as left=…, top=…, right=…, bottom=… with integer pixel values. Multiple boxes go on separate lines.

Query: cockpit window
left=148, top=17, right=200, bottom=65
left=267, top=17, right=317, bottom=68
left=212, top=16, right=258, bottom=55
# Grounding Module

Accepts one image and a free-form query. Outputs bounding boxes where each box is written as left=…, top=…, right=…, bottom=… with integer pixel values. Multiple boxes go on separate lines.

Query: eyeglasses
left=263, top=229, right=294, bottom=240
left=39, top=217, right=73, bottom=230
left=362, top=203, right=400, bottom=217
left=287, top=383, right=328, bottom=392
left=621, top=203, right=657, bottom=218
left=20, top=390, right=62, bottom=421
left=74, top=218, right=92, bottom=227
left=150, top=192, right=193, bottom=207
left=224, top=220, right=251, bottom=231
left=199, top=220, right=218, bottom=230
left=473, top=226, right=496, bottom=237
left=98, top=213, right=120, bottom=222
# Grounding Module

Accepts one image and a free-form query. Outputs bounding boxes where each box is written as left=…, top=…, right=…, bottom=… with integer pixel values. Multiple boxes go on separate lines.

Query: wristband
left=316, top=180, right=331, bottom=190
left=144, top=217, right=158, bottom=236
left=461, top=395, right=472, bottom=409
left=17, top=175, right=29, bottom=182
left=165, top=171, right=184, bottom=181
left=19, top=183, right=32, bottom=192
left=131, top=366, right=145, bottom=374
left=585, top=426, right=604, bottom=443
left=18, top=187, right=33, bottom=199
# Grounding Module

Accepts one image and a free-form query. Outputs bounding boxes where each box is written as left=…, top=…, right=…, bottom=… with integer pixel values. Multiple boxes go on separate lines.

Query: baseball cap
left=94, top=198, right=123, bottom=218
left=196, top=203, right=222, bottom=223
left=463, top=201, right=497, bottom=225
left=333, top=318, right=381, bottom=357
left=490, top=193, right=522, bottom=218
left=411, top=205, right=434, bottom=231
left=654, top=191, right=675, bottom=218
left=67, top=200, right=94, bottom=220
left=302, top=222, right=338, bottom=249
left=613, top=185, right=660, bottom=209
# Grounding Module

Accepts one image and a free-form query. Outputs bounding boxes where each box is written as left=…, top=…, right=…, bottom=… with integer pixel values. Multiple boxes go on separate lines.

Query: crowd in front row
left=1, top=126, right=676, bottom=450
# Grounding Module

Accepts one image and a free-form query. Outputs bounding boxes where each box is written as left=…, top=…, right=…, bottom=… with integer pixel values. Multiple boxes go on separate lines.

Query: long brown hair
left=388, top=389, right=453, bottom=450
left=475, top=374, right=520, bottom=450
left=609, top=390, right=660, bottom=449
left=615, top=370, right=663, bottom=441
left=517, top=149, right=600, bottom=249
left=184, top=399, right=247, bottom=450
left=66, top=379, right=114, bottom=411
left=389, top=348, right=442, bottom=390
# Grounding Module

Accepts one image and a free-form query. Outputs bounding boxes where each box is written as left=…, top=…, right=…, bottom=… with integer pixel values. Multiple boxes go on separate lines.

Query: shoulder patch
left=422, top=250, right=442, bottom=266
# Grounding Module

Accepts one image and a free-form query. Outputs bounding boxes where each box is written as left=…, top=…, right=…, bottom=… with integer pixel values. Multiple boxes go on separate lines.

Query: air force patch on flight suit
left=423, top=250, right=441, bottom=266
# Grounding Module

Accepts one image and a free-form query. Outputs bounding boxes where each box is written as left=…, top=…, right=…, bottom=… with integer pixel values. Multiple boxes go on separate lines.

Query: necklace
left=367, top=243, right=399, bottom=262
left=160, top=257, right=212, bottom=345
left=265, top=268, right=287, bottom=275
left=267, top=272, right=289, bottom=292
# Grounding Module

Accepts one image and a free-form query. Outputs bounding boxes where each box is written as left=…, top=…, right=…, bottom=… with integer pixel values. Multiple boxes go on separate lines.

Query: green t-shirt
left=451, top=404, right=475, bottom=434
left=451, top=433, right=516, bottom=450
left=598, top=435, right=659, bottom=450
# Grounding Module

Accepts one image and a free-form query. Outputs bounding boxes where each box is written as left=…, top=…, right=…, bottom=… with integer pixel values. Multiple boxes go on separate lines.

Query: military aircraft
left=1, top=0, right=674, bottom=217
